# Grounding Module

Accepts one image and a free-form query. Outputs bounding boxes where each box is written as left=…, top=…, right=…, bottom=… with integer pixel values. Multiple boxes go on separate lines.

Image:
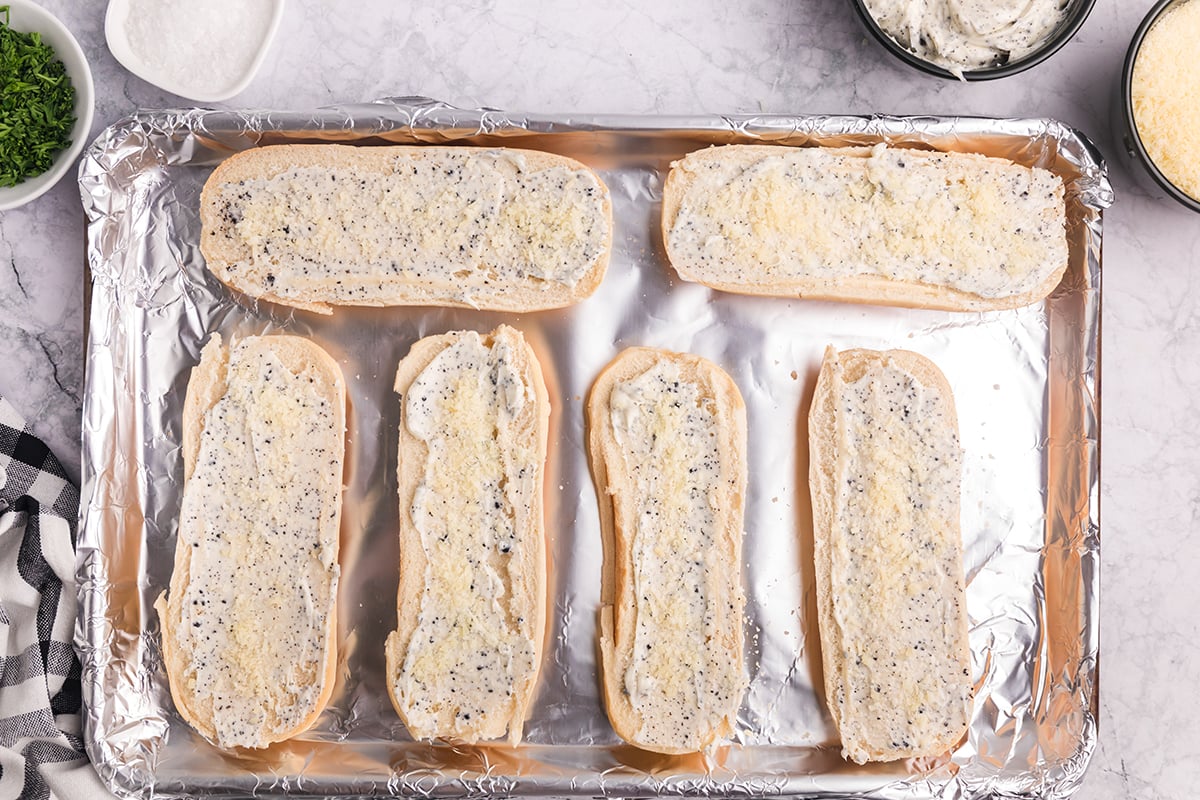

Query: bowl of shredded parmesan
left=0, top=0, right=94, bottom=210
left=1120, top=0, right=1200, bottom=212
left=104, top=0, right=285, bottom=103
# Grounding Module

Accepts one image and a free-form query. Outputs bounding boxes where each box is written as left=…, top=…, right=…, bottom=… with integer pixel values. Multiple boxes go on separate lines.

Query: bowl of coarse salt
left=104, top=0, right=285, bottom=103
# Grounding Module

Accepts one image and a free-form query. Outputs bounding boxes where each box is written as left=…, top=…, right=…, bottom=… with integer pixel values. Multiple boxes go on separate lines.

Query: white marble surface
left=2, top=0, right=1194, bottom=797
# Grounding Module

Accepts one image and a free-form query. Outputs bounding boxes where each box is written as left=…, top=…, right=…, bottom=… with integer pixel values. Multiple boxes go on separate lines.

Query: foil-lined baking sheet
left=76, top=98, right=1106, bottom=799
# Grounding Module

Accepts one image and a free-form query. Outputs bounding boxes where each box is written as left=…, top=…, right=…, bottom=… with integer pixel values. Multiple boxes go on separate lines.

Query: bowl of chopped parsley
left=0, top=0, right=93, bottom=210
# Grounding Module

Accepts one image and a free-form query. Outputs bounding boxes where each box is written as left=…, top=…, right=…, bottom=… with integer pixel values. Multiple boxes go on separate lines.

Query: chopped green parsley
left=0, top=5, right=76, bottom=187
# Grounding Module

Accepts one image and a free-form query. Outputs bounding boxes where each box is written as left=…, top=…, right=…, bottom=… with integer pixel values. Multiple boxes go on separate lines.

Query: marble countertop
left=3, top=1, right=1193, bottom=797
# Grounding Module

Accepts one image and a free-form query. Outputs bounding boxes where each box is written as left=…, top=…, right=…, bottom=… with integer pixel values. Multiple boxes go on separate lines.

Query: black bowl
left=1117, top=0, right=1200, bottom=213
left=849, top=0, right=1097, bottom=81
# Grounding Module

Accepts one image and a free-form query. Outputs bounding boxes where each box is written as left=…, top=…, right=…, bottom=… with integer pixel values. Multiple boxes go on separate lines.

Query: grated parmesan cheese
left=1132, top=0, right=1200, bottom=202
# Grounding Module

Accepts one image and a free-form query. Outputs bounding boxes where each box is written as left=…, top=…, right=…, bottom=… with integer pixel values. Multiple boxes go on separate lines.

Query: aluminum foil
left=76, top=97, right=1107, bottom=799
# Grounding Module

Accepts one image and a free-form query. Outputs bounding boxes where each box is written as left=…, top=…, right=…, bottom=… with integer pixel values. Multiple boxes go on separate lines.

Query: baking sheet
left=76, top=97, right=1107, bottom=799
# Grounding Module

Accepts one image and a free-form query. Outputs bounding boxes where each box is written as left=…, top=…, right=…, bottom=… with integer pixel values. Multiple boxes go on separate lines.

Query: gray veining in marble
left=2, top=0, right=1196, bottom=797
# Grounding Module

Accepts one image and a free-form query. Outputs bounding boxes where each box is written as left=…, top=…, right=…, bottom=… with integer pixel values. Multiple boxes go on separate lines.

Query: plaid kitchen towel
left=0, top=397, right=109, bottom=800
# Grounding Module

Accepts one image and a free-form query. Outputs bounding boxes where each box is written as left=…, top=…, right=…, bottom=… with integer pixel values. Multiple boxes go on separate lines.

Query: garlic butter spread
left=609, top=360, right=745, bottom=750
left=864, top=0, right=1069, bottom=74
left=395, top=330, right=540, bottom=740
left=668, top=145, right=1066, bottom=300
left=212, top=150, right=608, bottom=305
left=172, top=337, right=342, bottom=749
left=828, top=354, right=970, bottom=759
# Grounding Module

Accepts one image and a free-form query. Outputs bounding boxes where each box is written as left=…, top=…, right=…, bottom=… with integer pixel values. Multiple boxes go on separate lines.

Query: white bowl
left=0, top=0, right=95, bottom=211
left=104, top=0, right=285, bottom=103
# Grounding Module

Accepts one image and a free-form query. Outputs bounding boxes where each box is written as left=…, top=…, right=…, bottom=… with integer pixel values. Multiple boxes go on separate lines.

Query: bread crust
left=809, top=346, right=973, bottom=764
left=157, top=334, right=345, bottom=749
left=385, top=325, right=548, bottom=745
left=662, top=144, right=1068, bottom=312
left=586, top=347, right=748, bottom=754
left=199, top=144, right=612, bottom=314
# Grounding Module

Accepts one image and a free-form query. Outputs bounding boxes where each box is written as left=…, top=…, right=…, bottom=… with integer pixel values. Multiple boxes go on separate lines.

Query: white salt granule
left=123, top=0, right=275, bottom=98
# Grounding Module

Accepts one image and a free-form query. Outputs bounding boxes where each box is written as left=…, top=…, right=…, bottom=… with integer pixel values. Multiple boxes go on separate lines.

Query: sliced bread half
left=386, top=325, right=549, bottom=745
left=200, top=144, right=612, bottom=314
left=587, top=347, right=748, bottom=754
left=662, top=143, right=1068, bottom=311
left=156, top=334, right=345, bottom=749
left=809, top=346, right=973, bottom=764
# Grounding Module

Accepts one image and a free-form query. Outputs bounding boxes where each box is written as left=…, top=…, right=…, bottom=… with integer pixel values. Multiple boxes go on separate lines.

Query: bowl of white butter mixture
left=851, top=0, right=1095, bottom=81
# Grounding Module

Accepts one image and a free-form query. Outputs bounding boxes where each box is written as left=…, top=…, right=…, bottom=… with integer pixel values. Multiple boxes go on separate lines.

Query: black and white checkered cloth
left=0, top=397, right=109, bottom=800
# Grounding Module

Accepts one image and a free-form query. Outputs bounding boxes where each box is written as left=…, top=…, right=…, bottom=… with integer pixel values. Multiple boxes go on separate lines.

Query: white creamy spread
left=213, top=150, right=608, bottom=305
left=173, top=338, right=341, bottom=749
left=828, top=354, right=971, bottom=760
left=668, top=145, right=1066, bottom=300
left=864, top=0, right=1070, bottom=75
left=609, top=361, right=744, bottom=750
left=395, top=330, right=540, bottom=740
